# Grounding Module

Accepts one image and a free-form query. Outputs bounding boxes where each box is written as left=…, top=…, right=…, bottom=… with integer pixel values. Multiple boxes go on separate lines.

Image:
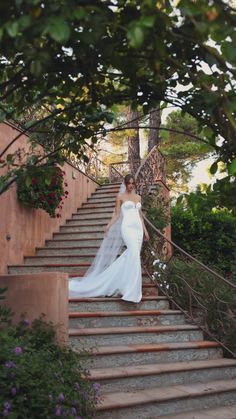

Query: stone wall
left=0, top=122, right=98, bottom=274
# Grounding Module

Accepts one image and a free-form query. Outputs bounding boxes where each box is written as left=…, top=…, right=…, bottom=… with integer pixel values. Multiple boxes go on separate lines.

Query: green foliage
left=158, top=256, right=236, bottom=356
left=0, top=316, right=98, bottom=418
left=160, top=110, right=213, bottom=192
left=171, top=203, right=236, bottom=280
left=0, top=288, right=12, bottom=326
left=0, top=0, right=236, bottom=200
left=16, top=165, right=67, bottom=218
left=143, top=187, right=169, bottom=232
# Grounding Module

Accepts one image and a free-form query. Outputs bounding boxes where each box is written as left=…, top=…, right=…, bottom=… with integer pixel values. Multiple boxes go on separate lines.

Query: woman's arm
left=138, top=195, right=149, bottom=241
left=104, top=194, right=122, bottom=234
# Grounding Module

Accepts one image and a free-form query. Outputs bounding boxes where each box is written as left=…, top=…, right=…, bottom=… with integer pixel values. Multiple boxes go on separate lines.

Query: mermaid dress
left=69, top=200, right=143, bottom=303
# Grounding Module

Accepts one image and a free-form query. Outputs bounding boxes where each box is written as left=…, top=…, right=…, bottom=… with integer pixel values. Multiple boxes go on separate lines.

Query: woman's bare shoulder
left=135, top=193, right=141, bottom=202
left=116, top=193, right=124, bottom=202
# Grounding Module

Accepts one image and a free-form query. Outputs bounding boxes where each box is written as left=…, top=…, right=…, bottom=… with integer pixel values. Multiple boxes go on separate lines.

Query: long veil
left=82, top=182, right=126, bottom=278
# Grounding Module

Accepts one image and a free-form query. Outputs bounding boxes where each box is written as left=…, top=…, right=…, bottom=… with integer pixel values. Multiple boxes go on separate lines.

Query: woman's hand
left=104, top=224, right=110, bottom=235
left=144, top=229, right=149, bottom=241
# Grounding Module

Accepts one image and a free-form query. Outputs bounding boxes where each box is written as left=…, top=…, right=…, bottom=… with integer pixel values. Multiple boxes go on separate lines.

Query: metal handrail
left=142, top=215, right=236, bottom=357
left=144, top=215, right=236, bottom=290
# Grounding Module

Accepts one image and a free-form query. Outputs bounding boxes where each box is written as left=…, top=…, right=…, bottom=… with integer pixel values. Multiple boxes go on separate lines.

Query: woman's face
left=126, top=178, right=135, bottom=192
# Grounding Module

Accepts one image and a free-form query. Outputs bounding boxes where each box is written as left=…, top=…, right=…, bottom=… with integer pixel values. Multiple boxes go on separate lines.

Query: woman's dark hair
left=124, top=174, right=135, bottom=186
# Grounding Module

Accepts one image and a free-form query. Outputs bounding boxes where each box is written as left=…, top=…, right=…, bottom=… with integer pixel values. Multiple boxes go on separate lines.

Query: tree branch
left=106, top=125, right=211, bottom=146
left=0, top=102, right=81, bottom=159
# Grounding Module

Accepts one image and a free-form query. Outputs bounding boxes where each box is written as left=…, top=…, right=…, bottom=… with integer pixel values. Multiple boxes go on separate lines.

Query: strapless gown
left=69, top=201, right=143, bottom=303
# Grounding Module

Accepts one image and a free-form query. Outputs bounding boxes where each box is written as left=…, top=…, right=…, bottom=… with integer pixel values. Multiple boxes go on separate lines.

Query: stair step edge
left=69, top=310, right=182, bottom=318
left=69, top=296, right=167, bottom=302
left=89, top=359, right=236, bottom=380
left=81, top=340, right=221, bottom=356
left=96, top=378, right=236, bottom=411
left=69, top=324, right=200, bottom=336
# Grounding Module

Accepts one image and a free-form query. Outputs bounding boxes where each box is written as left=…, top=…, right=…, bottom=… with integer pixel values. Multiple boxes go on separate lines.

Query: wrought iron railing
left=109, top=160, right=140, bottom=183
left=135, top=145, right=166, bottom=199
left=142, top=216, right=236, bottom=358
left=68, top=153, right=110, bottom=183
left=109, top=163, right=125, bottom=183
left=109, top=146, right=165, bottom=190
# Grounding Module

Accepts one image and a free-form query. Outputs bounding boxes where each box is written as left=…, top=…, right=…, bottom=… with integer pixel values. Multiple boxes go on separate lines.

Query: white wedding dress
left=69, top=200, right=143, bottom=303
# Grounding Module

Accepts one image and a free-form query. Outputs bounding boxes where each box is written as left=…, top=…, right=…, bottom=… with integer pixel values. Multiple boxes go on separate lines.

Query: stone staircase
left=8, top=182, right=236, bottom=418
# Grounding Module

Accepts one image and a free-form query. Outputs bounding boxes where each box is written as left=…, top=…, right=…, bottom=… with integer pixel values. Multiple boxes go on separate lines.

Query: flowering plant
left=152, top=255, right=167, bottom=280
left=16, top=164, right=68, bottom=218
left=0, top=315, right=99, bottom=418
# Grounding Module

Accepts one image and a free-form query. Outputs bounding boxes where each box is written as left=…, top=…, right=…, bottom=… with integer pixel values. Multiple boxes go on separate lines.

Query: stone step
left=36, top=245, right=128, bottom=258
left=24, top=255, right=96, bottom=264
left=36, top=246, right=100, bottom=256
left=87, top=196, right=116, bottom=203
left=74, top=208, right=114, bottom=215
left=142, top=284, right=159, bottom=296
left=95, top=378, right=236, bottom=418
left=60, top=224, right=107, bottom=232
left=8, top=261, right=151, bottom=278
left=76, top=341, right=222, bottom=369
left=68, top=273, right=154, bottom=284
left=8, top=264, right=89, bottom=274
left=69, top=324, right=203, bottom=348
left=66, top=218, right=111, bottom=226
left=81, top=202, right=115, bottom=209
left=45, top=238, right=103, bottom=247
left=99, top=183, right=121, bottom=190
left=157, top=404, right=236, bottom=419
left=89, top=359, right=236, bottom=395
left=72, top=211, right=113, bottom=220
left=69, top=296, right=170, bottom=312
left=53, top=231, right=104, bottom=239
left=92, top=190, right=118, bottom=197
left=69, top=309, right=185, bottom=329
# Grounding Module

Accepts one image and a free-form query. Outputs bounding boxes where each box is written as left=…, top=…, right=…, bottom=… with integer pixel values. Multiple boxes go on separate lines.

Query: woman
left=69, top=174, right=149, bottom=303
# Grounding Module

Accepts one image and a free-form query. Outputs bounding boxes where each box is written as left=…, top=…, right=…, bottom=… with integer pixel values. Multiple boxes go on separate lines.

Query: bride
left=69, top=174, right=149, bottom=303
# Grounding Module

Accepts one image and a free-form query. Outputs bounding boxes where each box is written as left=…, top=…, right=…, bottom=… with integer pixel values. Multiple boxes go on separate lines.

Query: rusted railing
left=109, top=163, right=124, bottom=183
left=135, top=146, right=165, bottom=199
left=141, top=216, right=236, bottom=358
left=109, top=160, right=133, bottom=182
left=68, top=153, right=110, bottom=183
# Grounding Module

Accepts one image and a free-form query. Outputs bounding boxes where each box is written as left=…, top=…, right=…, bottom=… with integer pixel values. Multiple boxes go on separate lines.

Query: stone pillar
left=0, top=272, right=69, bottom=345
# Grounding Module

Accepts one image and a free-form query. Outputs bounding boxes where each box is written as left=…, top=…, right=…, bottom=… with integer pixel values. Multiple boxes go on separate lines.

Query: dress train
left=69, top=200, right=143, bottom=303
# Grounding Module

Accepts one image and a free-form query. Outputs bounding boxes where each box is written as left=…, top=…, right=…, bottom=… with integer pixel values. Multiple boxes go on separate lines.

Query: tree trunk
left=148, top=106, right=161, bottom=152
left=127, top=106, right=140, bottom=174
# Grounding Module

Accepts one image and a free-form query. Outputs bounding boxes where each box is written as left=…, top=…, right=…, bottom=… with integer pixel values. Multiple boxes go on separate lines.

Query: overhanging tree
left=160, top=110, right=213, bottom=192
left=0, top=0, right=235, bottom=207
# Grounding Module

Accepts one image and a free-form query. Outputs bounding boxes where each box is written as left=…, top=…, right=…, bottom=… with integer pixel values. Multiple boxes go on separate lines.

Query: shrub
left=171, top=205, right=236, bottom=280
left=143, top=186, right=169, bottom=232
left=0, top=288, right=12, bottom=326
left=16, top=165, right=68, bottom=218
left=0, top=316, right=98, bottom=418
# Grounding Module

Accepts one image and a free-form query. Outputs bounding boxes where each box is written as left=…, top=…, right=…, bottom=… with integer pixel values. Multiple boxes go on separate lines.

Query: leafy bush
left=143, top=186, right=169, bottom=232
left=171, top=205, right=236, bottom=280
left=0, top=288, right=12, bottom=326
left=16, top=165, right=68, bottom=218
left=0, top=316, right=98, bottom=418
